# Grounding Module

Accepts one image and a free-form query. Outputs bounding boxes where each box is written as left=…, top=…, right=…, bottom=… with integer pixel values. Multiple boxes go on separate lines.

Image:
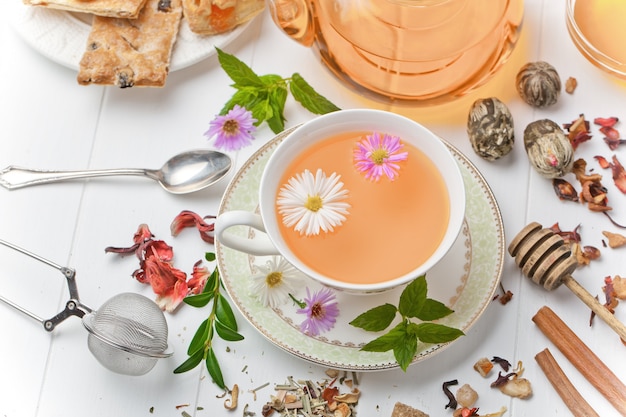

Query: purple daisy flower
left=354, top=132, right=409, bottom=181
left=204, top=105, right=257, bottom=151
left=296, top=287, right=339, bottom=336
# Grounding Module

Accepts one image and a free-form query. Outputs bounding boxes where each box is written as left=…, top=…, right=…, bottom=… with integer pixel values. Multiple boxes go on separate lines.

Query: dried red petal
left=104, top=242, right=140, bottom=256
left=187, top=260, right=210, bottom=294
left=604, top=137, right=626, bottom=150
left=570, top=131, right=593, bottom=149
left=552, top=178, right=579, bottom=202
left=595, top=155, right=611, bottom=169
left=144, top=239, right=174, bottom=262
left=461, top=408, right=480, bottom=417
left=549, top=222, right=581, bottom=243
left=133, top=224, right=154, bottom=244
left=322, top=386, right=339, bottom=404
left=144, top=256, right=188, bottom=312
left=593, top=116, right=619, bottom=128
left=170, top=210, right=216, bottom=244
left=599, top=125, right=621, bottom=140
left=610, top=155, right=626, bottom=193
left=564, top=114, right=592, bottom=150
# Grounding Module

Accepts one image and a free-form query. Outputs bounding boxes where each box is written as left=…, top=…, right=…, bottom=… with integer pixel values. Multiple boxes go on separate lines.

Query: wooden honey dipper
left=509, top=222, right=626, bottom=341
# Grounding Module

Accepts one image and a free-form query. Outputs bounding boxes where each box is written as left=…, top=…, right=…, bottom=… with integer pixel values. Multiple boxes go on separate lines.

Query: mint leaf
left=393, top=328, right=418, bottom=371
left=215, top=49, right=340, bottom=133
left=349, top=303, right=397, bottom=332
left=266, top=86, right=288, bottom=134
left=350, top=273, right=464, bottom=372
left=398, top=276, right=427, bottom=318
left=360, top=322, right=406, bottom=352
left=220, top=87, right=261, bottom=115
left=416, top=298, right=454, bottom=321
left=216, top=47, right=264, bottom=89
left=290, top=73, right=340, bottom=115
left=413, top=322, right=464, bottom=344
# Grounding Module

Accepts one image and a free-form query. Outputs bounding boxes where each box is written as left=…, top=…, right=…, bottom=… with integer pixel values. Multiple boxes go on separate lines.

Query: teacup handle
left=215, top=211, right=280, bottom=256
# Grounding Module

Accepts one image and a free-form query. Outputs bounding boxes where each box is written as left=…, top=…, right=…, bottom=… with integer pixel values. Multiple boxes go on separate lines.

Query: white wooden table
left=2, top=1, right=626, bottom=415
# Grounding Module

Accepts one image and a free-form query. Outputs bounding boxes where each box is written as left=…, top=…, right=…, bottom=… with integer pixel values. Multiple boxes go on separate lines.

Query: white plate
left=216, top=127, right=505, bottom=371
left=8, top=1, right=253, bottom=71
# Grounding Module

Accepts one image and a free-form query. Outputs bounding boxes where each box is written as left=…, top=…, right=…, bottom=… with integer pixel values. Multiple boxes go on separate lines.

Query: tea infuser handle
left=0, top=238, right=91, bottom=331
left=215, top=211, right=279, bottom=256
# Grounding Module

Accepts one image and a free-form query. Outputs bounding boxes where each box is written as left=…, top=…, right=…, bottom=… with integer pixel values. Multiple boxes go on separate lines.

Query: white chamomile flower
left=277, top=168, right=350, bottom=236
left=250, top=256, right=305, bottom=308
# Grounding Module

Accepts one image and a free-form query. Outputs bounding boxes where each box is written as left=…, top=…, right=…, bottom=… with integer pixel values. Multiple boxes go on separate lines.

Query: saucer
left=216, top=128, right=504, bottom=371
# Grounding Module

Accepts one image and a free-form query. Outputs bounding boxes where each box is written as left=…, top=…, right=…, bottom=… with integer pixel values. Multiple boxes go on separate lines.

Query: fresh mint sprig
left=173, top=252, right=243, bottom=390
left=349, top=275, right=464, bottom=371
left=216, top=47, right=340, bottom=134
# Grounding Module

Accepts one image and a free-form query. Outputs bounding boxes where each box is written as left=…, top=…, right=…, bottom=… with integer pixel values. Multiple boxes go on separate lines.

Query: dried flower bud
left=523, top=119, right=574, bottom=178
left=467, top=97, right=515, bottom=161
left=516, top=61, right=561, bottom=108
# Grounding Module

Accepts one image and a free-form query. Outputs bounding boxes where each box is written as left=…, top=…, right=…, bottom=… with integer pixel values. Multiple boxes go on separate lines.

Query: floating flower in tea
left=354, top=132, right=408, bottom=181
left=250, top=256, right=305, bottom=308
left=277, top=168, right=350, bottom=236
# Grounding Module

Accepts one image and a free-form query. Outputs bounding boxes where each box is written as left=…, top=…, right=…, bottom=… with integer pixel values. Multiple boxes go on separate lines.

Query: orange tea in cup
left=567, top=0, right=626, bottom=78
left=276, top=132, right=450, bottom=285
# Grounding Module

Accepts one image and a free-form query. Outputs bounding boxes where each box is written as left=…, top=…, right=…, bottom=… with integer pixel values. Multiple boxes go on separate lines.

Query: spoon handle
left=0, top=166, right=153, bottom=189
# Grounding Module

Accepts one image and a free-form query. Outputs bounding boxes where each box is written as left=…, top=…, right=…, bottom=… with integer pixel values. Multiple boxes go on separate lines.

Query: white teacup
left=215, top=109, right=465, bottom=294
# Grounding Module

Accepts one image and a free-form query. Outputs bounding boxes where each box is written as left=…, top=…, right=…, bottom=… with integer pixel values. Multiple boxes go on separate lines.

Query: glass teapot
left=267, top=0, right=524, bottom=103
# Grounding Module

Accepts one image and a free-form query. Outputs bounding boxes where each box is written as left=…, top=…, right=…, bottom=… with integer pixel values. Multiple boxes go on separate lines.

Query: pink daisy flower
left=204, top=105, right=257, bottom=151
left=296, top=287, right=339, bottom=336
left=354, top=132, right=409, bottom=181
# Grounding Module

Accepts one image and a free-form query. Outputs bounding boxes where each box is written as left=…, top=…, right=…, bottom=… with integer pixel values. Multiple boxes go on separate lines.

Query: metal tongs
left=0, top=238, right=92, bottom=331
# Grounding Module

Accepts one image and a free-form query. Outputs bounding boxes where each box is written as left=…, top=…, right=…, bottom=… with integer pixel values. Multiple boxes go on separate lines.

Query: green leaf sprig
left=349, top=275, right=464, bottom=371
left=173, top=252, right=244, bottom=389
left=215, top=47, right=340, bottom=134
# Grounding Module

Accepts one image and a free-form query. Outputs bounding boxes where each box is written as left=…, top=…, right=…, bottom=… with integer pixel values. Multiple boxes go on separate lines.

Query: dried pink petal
left=144, top=256, right=188, bottom=312
left=133, top=223, right=154, bottom=244
left=187, top=260, right=209, bottom=295
left=610, top=155, right=626, bottom=193
left=170, top=210, right=216, bottom=243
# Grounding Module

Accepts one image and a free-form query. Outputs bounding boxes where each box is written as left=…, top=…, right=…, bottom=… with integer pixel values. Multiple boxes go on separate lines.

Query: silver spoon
left=0, top=149, right=232, bottom=194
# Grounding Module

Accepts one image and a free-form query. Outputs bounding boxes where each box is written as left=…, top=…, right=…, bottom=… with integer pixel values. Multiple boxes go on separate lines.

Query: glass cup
left=566, top=0, right=626, bottom=79
left=267, top=0, right=524, bottom=104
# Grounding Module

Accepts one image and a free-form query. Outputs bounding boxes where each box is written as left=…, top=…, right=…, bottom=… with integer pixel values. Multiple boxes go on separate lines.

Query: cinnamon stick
left=533, top=306, right=626, bottom=416
left=535, top=348, right=599, bottom=417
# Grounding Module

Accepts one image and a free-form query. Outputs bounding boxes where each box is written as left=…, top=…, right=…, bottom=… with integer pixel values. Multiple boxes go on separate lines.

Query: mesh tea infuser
left=0, top=238, right=173, bottom=376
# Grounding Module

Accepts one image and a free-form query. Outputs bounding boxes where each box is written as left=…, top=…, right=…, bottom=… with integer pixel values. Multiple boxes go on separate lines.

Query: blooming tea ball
left=467, top=97, right=515, bottom=161
left=523, top=119, right=574, bottom=178
left=516, top=61, right=561, bottom=108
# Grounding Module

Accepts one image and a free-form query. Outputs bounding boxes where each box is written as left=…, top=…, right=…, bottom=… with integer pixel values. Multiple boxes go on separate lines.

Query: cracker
left=24, top=0, right=148, bottom=19
left=390, top=402, right=429, bottom=417
left=77, top=0, right=182, bottom=88
left=182, top=0, right=264, bottom=35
